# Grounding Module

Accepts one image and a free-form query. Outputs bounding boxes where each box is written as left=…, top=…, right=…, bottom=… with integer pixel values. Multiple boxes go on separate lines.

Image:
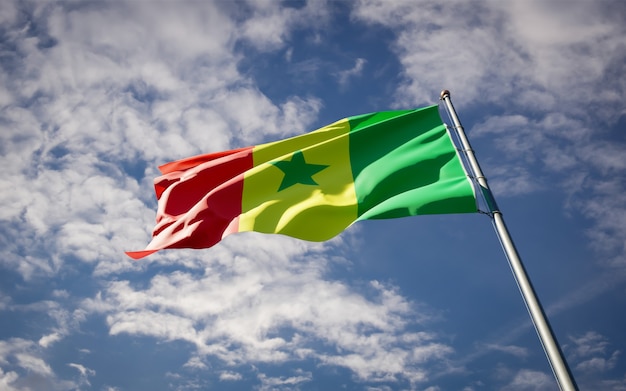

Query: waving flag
left=127, top=105, right=476, bottom=259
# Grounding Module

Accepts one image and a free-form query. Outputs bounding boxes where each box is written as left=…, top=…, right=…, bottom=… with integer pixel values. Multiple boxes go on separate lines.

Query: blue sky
left=1, top=0, right=625, bottom=390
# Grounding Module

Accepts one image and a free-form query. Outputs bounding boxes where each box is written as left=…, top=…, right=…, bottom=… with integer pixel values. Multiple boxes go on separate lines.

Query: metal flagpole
left=440, top=90, right=579, bottom=391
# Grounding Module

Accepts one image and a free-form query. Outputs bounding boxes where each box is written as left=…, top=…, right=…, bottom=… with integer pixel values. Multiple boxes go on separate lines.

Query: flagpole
left=440, top=90, right=579, bottom=391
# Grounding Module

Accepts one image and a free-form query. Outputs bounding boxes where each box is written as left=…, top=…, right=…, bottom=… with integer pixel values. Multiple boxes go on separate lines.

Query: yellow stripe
left=239, top=119, right=358, bottom=240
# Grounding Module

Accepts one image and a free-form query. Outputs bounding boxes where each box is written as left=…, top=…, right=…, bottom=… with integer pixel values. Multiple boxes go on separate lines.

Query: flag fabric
left=127, top=105, right=477, bottom=259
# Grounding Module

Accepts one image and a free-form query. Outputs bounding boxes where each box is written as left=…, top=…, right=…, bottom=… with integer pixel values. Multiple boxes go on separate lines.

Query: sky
left=0, top=0, right=625, bottom=390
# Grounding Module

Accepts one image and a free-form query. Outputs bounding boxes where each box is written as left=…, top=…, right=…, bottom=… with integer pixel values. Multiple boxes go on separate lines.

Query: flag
left=127, top=105, right=476, bottom=259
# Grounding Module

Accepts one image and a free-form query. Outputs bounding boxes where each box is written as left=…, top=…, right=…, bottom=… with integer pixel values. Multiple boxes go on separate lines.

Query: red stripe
left=125, top=250, right=156, bottom=260
left=158, top=147, right=251, bottom=174
left=159, top=173, right=247, bottom=250
left=155, top=147, right=251, bottom=199
left=129, top=147, right=254, bottom=257
left=157, top=148, right=252, bottom=215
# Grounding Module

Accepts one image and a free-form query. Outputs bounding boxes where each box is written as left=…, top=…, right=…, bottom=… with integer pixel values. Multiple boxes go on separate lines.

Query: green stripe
left=348, top=105, right=476, bottom=219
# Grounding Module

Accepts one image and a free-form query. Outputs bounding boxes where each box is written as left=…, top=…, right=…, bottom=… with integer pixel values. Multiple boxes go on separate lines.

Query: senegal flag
left=127, top=105, right=477, bottom=259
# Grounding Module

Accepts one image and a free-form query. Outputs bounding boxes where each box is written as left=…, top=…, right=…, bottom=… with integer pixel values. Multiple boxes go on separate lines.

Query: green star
left=271, top=150, right=329, bottom=192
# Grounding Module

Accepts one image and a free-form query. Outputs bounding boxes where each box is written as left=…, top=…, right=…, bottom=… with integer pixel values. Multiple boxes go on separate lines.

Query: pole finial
left=440, top=90, right=450, bottom=100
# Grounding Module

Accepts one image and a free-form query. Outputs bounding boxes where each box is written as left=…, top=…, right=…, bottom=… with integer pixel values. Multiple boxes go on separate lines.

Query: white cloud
left=68, top=363, right=94, bottom=377
left=566, top=331, right=622, bottom=375
left=482, top=166, right=539, bottom=198
left=107, top=308, right=199, bottom=343
left=38, top=332, right=62, bottom=348
left=183, top=356, right=208, bottom=370
left=353, top=0, right=520, bottom=106
left=355, top=0, right=626, bottom=111
left=0, top=338, right=78, bottom=390
left=576, top=353, right=620, bottom=373
left=51, top=290, right=69, bottom=299
left=336, top=58, right=367, bottom=87
left=0, top=339, right=32, bottom=366
left=220, top=371, right=243, bottom=381
left=81, top=237, right=451, bottom=383
left=68, top=362, right=95, bottom=388
left=0, top=368, right=19, bottom=391
left=257, top=371, right=312, bottom=391
left=570, top=332, right=609, bottom=358
left=501, top=0, right=623, bottom=104
left=501, top=369, right=554, bottom=391
left=484, top=343, right=529, bottom=359
left=600, top=374, right=626, bottom=391
left=13, top=298, right=87, bottom=351
left=237, top=0, right=331, bottom=52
